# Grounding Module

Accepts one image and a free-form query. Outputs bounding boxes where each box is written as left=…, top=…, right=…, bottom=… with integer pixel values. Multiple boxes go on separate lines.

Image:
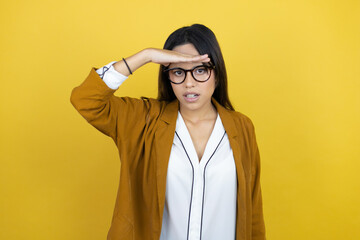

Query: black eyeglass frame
left=163, top=63, right=216, bottom=84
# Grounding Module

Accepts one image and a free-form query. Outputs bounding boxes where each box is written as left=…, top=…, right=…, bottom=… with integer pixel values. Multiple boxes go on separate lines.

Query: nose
left=184, top=71, right=196, bottom=87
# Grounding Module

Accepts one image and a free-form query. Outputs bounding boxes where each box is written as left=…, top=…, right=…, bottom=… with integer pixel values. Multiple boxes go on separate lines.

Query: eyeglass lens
left=168, top=66, right=211, bottom=83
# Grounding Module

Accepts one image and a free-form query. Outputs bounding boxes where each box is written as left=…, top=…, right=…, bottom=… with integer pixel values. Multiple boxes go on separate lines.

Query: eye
left=173, top=70, right=184, bottom=76
left=195, top=67, right=207, bottom=75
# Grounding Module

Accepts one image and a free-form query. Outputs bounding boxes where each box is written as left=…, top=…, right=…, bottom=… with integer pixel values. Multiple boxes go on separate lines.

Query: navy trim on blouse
left=175, top=130, right=227, bottom=240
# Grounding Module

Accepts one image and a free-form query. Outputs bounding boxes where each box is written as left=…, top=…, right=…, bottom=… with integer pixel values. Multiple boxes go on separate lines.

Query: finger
left=185, top=54, right=210, bottom=62
left=201, top=57, right=211, bottom=62
left=161, top=62, right=170, bottom=67
left=190, top=54, right=208, bottom=59
left=176, top=53, right=206, bottom=61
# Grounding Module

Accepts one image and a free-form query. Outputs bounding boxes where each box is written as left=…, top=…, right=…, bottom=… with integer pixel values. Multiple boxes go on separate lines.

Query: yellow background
left=1, top=0, right=359, bottom=239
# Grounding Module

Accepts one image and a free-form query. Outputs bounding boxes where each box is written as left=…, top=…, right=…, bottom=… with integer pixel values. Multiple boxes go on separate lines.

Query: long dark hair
left=157, top=24, right=234, bottom=111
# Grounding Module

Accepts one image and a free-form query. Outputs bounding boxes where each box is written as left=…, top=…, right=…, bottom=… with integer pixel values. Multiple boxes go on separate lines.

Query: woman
left=70, top=24, right=266, bottom=240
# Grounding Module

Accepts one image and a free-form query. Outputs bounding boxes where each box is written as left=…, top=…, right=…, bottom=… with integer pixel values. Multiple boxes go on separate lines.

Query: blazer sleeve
left=70, top=67, right=150, bottom=145
left=248, top=118, right=266, bottom=239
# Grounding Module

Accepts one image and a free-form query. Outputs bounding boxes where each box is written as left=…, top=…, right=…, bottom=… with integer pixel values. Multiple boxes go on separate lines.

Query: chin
left=180, top=101, right=202, bottom=111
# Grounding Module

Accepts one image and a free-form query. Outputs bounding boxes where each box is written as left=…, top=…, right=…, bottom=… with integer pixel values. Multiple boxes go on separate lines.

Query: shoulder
left=228, top=109, right=256, bottom=131
left=116, top=96, right=165, bottom=110
left=139, top=97, right=169, bottom=113
left=115, top=96, right=177, bottom=120
left=125, top=96, right=178, bottom=124
left=221, top=109, right=258, bottom=145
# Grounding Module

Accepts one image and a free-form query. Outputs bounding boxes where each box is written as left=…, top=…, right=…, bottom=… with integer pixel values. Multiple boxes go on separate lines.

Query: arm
left=95, top=61, right=128, bottom=90
left=70, top=48, right=210, bottom=144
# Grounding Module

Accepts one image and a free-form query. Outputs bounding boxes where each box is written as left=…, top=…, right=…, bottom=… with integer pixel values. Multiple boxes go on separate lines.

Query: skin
left=168, top=44, right=217, bottom=122
left=112, top=45, right=218, bottom=160
left=168, top=43, right=218, bottom=160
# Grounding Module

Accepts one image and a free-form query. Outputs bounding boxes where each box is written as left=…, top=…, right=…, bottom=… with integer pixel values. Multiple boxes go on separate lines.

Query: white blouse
left=96, top=62, right=238, bottom=240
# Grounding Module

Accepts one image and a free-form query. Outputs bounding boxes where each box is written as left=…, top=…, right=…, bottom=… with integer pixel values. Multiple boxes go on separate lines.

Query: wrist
left=141, top=48, right=154, bottom=64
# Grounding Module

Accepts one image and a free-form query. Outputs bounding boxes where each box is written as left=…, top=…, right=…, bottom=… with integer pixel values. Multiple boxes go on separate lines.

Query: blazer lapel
left=154, top=99, right=179, bottom=227
left=211, top=98, right=247, bottom=237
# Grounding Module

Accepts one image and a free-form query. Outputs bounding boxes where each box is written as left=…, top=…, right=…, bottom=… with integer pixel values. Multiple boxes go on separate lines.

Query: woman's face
left=168, top=43, right=216, bottom=114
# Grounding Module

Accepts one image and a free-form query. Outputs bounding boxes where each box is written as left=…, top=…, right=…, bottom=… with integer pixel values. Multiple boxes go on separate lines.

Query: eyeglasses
left=163, top=64, right=215, bottom=84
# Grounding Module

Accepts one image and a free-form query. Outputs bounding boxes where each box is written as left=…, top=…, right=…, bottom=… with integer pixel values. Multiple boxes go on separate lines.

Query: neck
left=179, top=101, right=217, bottom=124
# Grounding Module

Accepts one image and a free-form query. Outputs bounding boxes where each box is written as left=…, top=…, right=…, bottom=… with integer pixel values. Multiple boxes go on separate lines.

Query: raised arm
left=70, top=48, right=210, bottom=144
left=112, top=48, right=210, bottom=76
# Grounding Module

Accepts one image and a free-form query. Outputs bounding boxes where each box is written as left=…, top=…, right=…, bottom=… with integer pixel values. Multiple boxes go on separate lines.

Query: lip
left=183, top=92, right=200, bottom=102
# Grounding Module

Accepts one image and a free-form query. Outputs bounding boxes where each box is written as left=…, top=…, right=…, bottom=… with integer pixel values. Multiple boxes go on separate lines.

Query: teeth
left=186, top=94, right=198, bottom=98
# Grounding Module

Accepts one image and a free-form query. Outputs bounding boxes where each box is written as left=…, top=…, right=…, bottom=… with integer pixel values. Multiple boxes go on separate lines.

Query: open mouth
left=184, top=93, right=200, bottom=102
left=184, top=94, right=199, bottom=98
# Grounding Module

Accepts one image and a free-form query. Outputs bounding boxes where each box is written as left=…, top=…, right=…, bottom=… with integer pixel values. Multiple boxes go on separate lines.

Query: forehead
left=172, top=43, right=199, bottom=55
left=169, top=62, right=205, bottom=69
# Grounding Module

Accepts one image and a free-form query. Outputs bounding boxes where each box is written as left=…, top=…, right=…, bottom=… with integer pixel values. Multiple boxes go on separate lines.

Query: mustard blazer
left=70, top=68, right=266, bottom=240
